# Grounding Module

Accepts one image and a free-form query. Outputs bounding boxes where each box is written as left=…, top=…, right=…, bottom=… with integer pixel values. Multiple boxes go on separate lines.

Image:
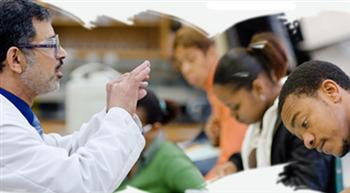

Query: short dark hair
left=278, top=60, right=350, bottom=115
left=0, top=0, right=50, bottom=72
left=137, top=89, right=179, bottom=125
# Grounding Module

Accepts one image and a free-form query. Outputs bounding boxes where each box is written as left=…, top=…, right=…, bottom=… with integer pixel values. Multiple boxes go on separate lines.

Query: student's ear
left=252, top=77, right=265, bottom=101
left=270, top=70, right=279, bottom=84
left=320, top=79, right=341, bottom=103
left=6, top=47, right=26, bottom=74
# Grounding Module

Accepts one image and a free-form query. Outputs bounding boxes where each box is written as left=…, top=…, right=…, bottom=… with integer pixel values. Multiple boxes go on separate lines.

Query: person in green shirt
left=115, top=89, right=206, bottom=193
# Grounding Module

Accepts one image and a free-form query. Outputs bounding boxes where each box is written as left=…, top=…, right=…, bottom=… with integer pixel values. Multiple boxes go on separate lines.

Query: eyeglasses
left=17, top=34, right=61, bottom=58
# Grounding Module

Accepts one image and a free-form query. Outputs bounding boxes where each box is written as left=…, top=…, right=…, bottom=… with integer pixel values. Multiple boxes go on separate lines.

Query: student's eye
left=235, top=104, right=240, bottom=111
left=301, top=119, right=308, bottom=129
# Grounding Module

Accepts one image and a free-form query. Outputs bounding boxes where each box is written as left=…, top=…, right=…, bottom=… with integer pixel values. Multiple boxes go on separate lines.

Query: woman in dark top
left=212, top=32, right=335, bottom=192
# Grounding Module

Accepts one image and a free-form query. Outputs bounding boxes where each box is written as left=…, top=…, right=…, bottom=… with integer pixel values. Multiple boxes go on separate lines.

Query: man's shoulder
left=0, top=95, right=28, bottom=125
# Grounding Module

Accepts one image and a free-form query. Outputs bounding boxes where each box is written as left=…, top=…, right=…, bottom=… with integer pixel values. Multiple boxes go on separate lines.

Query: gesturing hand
left=106, top=60, right=151, bottom=114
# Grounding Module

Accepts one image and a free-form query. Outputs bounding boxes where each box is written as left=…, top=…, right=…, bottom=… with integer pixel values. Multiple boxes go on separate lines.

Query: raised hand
left=106, top=60, right=151, bottom=114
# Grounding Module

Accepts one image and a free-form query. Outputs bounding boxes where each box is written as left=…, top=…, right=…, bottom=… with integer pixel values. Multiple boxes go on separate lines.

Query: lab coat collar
left=0, top=87, right=34, bottom=125
left=0, top=87, right=42, bottom=137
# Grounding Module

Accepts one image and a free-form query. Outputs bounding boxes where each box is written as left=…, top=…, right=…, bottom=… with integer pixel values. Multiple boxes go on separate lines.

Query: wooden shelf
left=71, top=49, right=161, bottom=60
left=50, top=8, right=172, bottom=60
left=52, top=18, right=162, bottom=28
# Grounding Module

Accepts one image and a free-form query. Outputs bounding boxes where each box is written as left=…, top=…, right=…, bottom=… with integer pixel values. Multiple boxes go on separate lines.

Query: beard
left=20, top=55, right=59, bottom=95
left=340, top=139, right=350, bottom=157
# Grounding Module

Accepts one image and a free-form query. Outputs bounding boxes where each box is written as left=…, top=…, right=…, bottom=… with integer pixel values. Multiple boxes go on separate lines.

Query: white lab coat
left=0, top=95, right=145, bottom=193
left=241, top=98, right=278, bottom=170
left=241, top=77, right=286, bottom=170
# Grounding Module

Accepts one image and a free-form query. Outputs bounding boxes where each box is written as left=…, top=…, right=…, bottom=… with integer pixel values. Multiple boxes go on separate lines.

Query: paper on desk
left=206, top=164, right=322, bottom=193
left=117, top=186, right=149, bottom=193
left=183, top=143, right=220, bottom=161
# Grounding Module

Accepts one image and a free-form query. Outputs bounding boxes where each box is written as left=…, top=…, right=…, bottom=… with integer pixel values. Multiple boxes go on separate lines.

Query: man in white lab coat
left=0, top=0, right=150, bottom=192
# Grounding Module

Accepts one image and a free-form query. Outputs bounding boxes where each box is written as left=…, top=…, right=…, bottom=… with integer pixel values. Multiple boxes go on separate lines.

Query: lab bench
left=40, top=120, right=202, bottom=143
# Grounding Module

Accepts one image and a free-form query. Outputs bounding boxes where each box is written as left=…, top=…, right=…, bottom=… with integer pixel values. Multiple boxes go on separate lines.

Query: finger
left=142, top=74, right=150, bottom=81
left=130, top=60, right=150, bottom=76
left=139, top=81, right=149, bottom=89
left=109, top=73, right=129, bottom=85
left=120, top=73, right=130, bottom=78
left=133, top=66, right=151, bottom=82
left=138, top=89, right=147, bottom=100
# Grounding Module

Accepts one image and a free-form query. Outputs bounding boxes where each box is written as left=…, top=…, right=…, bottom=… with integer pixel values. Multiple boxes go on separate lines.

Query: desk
left=41, top=120, right=202, bottom=142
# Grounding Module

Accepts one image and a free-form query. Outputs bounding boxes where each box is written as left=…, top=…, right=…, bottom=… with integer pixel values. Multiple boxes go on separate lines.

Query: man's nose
left=303, top=133, right=315, bottom=149
left=57, top=46, right=67, bottom=59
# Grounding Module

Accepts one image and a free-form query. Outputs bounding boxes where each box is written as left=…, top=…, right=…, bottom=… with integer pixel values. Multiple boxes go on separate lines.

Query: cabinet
left=51, top=10, right=172, bottom=60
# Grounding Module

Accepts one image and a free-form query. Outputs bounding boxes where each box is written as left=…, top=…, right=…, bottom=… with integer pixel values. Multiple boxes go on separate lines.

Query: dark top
left=229, top=119, right=335, bottom=193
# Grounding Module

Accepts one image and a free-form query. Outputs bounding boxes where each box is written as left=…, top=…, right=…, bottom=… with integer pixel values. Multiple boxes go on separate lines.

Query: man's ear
left=320, top=79, right=341, bottom=103
left=6, top=47, right=26, bottom=74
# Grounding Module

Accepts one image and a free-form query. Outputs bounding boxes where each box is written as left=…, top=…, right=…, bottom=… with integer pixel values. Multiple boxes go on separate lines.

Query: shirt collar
left=141, top=131, right=165, bottom=165
left=0, top=87, right=34, bottom=125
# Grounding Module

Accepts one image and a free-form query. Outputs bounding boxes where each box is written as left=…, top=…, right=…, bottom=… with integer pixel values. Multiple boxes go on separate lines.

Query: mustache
left=56, top=59, right=64, bottom=69
left=59, top=59, right=64, bottom=66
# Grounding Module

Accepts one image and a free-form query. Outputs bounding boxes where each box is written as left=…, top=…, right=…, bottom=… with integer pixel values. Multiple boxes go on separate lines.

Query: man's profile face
left=281, top=89, right=349, bottom=157
left=20, top=19, right=66, bottom=95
